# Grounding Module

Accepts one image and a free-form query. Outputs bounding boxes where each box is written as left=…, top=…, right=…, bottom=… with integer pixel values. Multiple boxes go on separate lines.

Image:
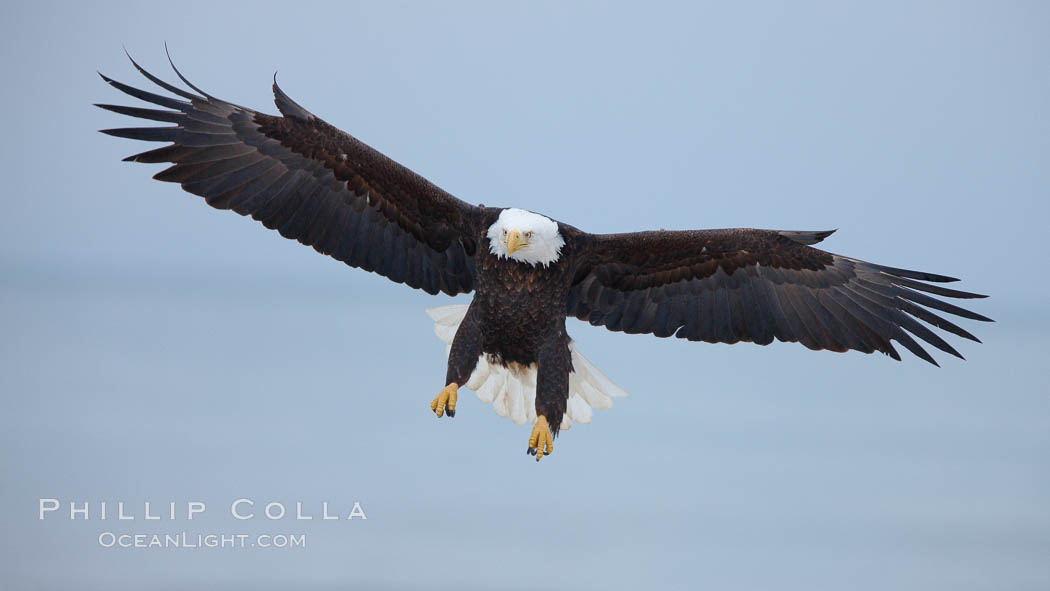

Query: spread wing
left=97, top=52, right=480, bottom=296
left=568, top=228, right=991, bottom=365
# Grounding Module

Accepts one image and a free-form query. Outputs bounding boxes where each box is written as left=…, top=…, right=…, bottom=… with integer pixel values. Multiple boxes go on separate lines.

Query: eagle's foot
left=526, top=415, right=554, bottom=462
left=430, top=383, right=458, bottom=418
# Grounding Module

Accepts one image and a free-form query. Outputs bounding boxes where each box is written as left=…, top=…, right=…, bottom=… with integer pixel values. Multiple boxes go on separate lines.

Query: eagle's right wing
left=98, top=52, right=481, bottom=296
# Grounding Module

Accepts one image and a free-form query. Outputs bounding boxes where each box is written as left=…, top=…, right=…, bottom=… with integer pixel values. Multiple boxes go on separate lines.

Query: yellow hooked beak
left=506, top=230, right=526, bottom=254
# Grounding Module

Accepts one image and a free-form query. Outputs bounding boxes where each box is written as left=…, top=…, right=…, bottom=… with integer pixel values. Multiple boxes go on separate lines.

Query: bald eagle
left=98, top=53, right=991, bottom=461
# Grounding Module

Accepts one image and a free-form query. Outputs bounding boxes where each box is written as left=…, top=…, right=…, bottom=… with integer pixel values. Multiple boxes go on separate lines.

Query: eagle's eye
left=525, top=231, right=533, bottom=239
left=501, top=229, right=507, bottom=237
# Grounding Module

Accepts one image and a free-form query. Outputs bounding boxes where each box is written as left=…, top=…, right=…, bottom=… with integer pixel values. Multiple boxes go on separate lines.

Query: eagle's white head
left=486, top=208, right=565, bottom=267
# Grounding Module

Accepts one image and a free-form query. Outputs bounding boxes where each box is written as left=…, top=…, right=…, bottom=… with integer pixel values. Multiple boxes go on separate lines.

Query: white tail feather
left=425, top=304, right=628, bottom=430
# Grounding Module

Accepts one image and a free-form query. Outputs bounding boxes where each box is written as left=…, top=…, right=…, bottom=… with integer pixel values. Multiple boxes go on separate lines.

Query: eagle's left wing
left=568, top=228, right=991, bottom=365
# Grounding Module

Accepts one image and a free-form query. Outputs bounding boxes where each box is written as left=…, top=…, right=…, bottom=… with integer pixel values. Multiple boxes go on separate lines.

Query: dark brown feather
left=569, top=228, right=991, bottom=365
left=98, top=57, right=481, bottom=296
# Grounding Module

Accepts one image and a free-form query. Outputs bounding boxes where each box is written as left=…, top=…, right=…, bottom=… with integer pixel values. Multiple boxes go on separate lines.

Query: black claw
left=446, top=408, right=455, bottom=418
left=527, top=447, right=535, bottom=456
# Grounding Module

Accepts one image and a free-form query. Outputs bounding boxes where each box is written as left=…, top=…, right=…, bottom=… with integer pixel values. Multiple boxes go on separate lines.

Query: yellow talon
left=430, top=383, right=458, bottom=418
left=527, top=415, right=554, bottom=461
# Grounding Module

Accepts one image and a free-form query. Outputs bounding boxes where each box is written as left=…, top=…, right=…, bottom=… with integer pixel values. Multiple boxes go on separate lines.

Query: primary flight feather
left=98, top=51, right=991, bottom=461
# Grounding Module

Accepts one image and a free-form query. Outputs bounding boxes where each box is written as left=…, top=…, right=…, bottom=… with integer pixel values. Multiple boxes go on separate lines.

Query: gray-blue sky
left=2, top=2, right=1047, bottom=589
